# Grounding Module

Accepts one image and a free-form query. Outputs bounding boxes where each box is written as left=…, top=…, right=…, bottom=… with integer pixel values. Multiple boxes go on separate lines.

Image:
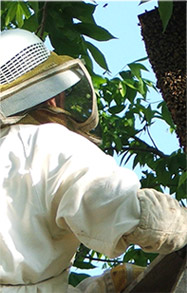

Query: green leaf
left=126, top=118, right=135, bottom=128
left=128, top=62, right=148, bottom=79
left=143, top=78, right=158, bottom=91
left=16, top=3, right=24, bottom=28
left=135, top=79, right=146, bottom=97
left=158, top=1, right=173, bottom=32
left=75, top=23, right=116, bottom=41
left=22, top=14, right=38, bottom=31
left=92, top=74, right=107, bottom=88
left=119, top=81, right=126, bottom=97
left=114, top=135, right=122, bottom=151
left=86, top=41, right=109, bottom=71
left=176, top=181, right=187, bottom=200
left=159, top=102, right=175, bottom=128
left=133, top=56, right=148, bottom=63
left=139, top=0, right=151, bottom=5
left=28, top=1, right=39, bottom=15
left=5, top=2, right=17, bottom=26
left=144, top=105, right=155, bottom=125
left=0, top=10, right=4, bottom=17
left=123, top=78, right=137, bottom=90
left=69, top=272, right=90, bottom=287
left=178, top=172, right=187, bottom=188
left=133, top=154, right=139, bottom=169
left=119, top=70, right=133, bottom=80
left=19, top=2, right=31, bottom=19
left=73, top=260, right=96, bottom=270
left=81, top=53, right=94, bottom=73
left=125, top=87, right=137, bottom=103
left=66, top=2, right=96, bottom=24
left=108, top=105, right=125, bottom=115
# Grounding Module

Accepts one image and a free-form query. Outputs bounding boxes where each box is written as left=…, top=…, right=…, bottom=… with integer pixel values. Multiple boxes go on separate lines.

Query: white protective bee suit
left=0, top=29, right=186, bottom=293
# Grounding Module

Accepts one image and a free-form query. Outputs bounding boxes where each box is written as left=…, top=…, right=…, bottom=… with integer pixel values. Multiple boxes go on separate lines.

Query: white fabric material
left=75, top=270, right=115, bottom=293
left=0, top=123, right=141, bottom=293
left=0, top=29, right=47, bottom=66
left=124, top=189, right=187, bottom=254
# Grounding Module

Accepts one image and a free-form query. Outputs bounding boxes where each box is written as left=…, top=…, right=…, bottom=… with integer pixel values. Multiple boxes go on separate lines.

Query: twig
left=124, top=146, right=166, bottom=158
left=35, top=2, right=47, bottom=39
left=104, top=143, right=167, bottom=159
left=146, top=125, right=158, bottom=149
left=133, top=136, right=167, bottom=158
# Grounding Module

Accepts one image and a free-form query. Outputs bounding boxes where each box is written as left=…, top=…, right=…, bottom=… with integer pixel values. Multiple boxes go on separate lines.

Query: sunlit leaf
left=119, top=81, right=126, bottom=97
left=128, top=62, right=148, bottom=79
left=86, top=41, right=109, bottom=71
left=5, top=2, right=17, bottom=26
left=16, top=3, right=24, bottom=28
left=19, top=2, right=31, bottom=19
left=92, top=74, right=107, bottom=88
left=158, top=102, right=175, bottom=128
left=75, top=23, right=116, bottom=41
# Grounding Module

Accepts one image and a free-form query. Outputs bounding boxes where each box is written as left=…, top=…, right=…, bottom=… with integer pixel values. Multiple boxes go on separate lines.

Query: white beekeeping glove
left=123, top=189, right=187, bottom=254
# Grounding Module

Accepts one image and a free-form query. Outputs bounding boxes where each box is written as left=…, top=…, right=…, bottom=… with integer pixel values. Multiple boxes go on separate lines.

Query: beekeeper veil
left=0, top=29, right=98, bottom=132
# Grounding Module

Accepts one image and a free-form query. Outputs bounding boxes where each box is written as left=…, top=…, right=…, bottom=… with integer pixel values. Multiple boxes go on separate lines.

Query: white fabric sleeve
left=55, top=153, right=141, bottom=258
left=40, top=124, right=141, bottom=258
left=123, top=189, right=187, bottom=254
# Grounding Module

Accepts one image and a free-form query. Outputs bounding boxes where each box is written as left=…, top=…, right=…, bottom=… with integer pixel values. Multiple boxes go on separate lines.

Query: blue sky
left=86, top=1, right=179, bottom=173
left=89, top=0, right=159, bottom=75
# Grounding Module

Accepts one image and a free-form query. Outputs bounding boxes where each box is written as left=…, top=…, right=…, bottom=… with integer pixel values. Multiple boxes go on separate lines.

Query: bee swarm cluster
left=138, top=2, right=186, bottom=152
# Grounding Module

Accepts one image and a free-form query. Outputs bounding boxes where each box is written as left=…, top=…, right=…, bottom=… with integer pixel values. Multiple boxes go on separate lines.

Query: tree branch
left=132, top=136, right=168, bottom=158
left=146, top=125, right=158, bottom=150
left=36, top=2, right=47, bottom=39
left=121, top=146, right=167, bottom=158
left=103, top=138, right=168, bottom=159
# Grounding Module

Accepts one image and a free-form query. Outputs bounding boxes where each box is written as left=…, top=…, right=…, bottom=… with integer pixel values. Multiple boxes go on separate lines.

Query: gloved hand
left=110, top=263, right=145, bottom=293
left=123, top=189, right=187, bottom=254
left=76, top=263, right=145, bottom=293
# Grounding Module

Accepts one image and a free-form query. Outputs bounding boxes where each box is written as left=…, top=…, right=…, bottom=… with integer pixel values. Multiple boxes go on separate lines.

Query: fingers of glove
left=137, top=188, right=186, bottom=232
left=110, top=264, right=145, bottom=293
left=123, top=188, right=187, bottom=254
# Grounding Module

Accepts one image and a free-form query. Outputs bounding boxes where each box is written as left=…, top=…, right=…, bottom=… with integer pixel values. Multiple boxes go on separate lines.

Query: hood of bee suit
left=0, top=29, right=98, bottom=132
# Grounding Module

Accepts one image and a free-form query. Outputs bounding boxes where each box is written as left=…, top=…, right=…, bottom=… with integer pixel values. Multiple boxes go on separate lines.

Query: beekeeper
left=0, top=29, right=186, bottom=293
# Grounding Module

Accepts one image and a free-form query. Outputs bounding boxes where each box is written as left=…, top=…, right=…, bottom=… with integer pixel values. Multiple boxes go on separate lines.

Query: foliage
left=1, top=1, right=115, bottom=73
left=1, top=0, right=186, bottom=287
left=139, top=0, right=173, bottom=32
left=94, top=61, right=186, bottom=200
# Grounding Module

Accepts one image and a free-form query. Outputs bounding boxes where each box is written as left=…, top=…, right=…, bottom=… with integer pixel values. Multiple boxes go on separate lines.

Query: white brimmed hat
left=0, top=29, right=98, bottom=131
